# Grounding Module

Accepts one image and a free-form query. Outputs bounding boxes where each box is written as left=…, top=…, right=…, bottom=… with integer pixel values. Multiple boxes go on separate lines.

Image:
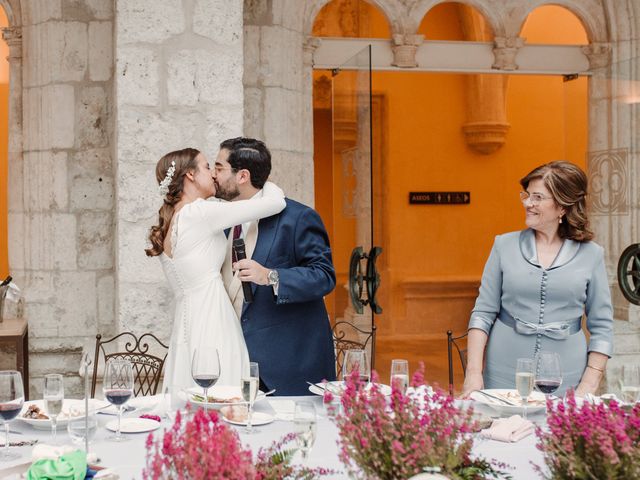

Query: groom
left=214, top=137, right=337, bottom=395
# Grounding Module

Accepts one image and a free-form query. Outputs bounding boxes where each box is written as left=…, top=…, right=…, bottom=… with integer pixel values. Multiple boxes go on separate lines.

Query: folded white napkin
left=268, top=399, right=295, bottom=421
left=480, top=415, right=534, bottom=442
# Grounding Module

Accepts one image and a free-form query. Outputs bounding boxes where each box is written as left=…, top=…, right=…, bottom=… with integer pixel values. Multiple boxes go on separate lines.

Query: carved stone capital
left=492, top=36, right=524, bottom=71
left=303, top=36, right=321, bottom=66
left=461, top=121, right=510, bottom=154
left=391, top=33, right=423, bottom=68
left=313, top=74, right=331, bottom=110
left=581, top=42, right=611, bottom=70
left=2, top=26, right=22, bottom=59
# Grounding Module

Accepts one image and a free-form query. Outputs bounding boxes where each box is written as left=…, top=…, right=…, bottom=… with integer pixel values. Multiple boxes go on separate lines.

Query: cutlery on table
left=263, top=389, right=276, bottom=396
left=306, top=381, right=325, bottom=392
left=474, top=390, right=519, bottom=406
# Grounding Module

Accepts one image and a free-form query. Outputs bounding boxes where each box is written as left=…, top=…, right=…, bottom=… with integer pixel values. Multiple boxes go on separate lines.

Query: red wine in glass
left=193, top=375, right=219, bottom=389
left=0, top=403, right=22, bottom=421
left=535, top=380, right=561, bottom=395
left=104, top=389, right=133, bottom=406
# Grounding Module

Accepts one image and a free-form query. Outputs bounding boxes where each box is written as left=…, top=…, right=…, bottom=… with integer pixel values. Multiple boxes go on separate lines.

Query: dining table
left=0, top=393, right=547, bottom=479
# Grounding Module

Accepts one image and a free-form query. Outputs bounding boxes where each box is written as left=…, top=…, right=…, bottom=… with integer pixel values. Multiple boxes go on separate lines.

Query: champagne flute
left=390, top=359, right=409, bottom=394
left=43, top=374, right=64, bottom=444
left=242, top=362, right=260, bottom=434
left=515, top=358, right=534, bottom=419
left=103, top=359, right=134, bottom=442
left=620, top=365, right=640, bottom=404
left=535, top=351, right=563, bottom=405
left=0, top=371, right=24, bottom=461
left=191, top=349, right=221, bottom=413
left=294, top=401, right=317, bottom=462
left=343, top=349, right=370, bottom=389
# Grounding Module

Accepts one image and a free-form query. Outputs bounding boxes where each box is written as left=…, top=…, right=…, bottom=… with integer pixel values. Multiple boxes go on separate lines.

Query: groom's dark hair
left=220, top=137, right=272, bottom=189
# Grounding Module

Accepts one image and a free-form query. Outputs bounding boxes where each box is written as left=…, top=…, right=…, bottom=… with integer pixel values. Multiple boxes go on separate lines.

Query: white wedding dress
left=159, top=182, right=285, bottom=398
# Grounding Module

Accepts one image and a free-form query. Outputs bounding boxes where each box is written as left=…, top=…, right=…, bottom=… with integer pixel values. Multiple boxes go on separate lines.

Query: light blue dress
left=468, top=229, right=613, bottom=395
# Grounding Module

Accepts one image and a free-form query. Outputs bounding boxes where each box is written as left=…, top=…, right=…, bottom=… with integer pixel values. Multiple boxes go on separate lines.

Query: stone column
left=115, top=0, right=244, bottom=336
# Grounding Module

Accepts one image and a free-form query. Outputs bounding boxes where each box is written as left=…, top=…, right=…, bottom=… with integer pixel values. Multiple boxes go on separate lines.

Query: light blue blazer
left=468, top=229, right=613, bottom=394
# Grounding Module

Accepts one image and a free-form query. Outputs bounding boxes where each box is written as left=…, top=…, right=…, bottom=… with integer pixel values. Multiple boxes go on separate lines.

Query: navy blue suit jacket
left=240, top=198, right=337, bottom=395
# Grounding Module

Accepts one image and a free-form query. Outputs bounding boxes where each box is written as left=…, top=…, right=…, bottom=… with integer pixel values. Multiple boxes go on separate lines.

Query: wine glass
left=191, top=349, right=221, bottom=413
left=103, top=359, right=134, bottom=442
left=0, top=370, right=24, bottom=461
left=620, top=365, right=640, bottom=404
left=515, top=358, right=534, bottom=419
left=294, top=401, right=317, bottom=462
left=43, top=374, right=64, bottom=444
left=535, top=351, right=562, bottom=405
left=343, top=349, right=370, bottom=389
left=390, top=359, right=409, bottom=394
left=242, top=362, right=260, bottom=434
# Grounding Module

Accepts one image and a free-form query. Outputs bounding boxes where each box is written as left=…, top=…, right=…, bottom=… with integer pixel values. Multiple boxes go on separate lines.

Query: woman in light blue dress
left=463, top=161, right=613, bottom=397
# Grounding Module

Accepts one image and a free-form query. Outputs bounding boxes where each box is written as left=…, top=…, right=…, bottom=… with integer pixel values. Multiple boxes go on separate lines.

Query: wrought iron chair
left=331, top=320, right=376, bottom=379
left=91, top=332, right=169, bottom=398
left=447, top=330, right=468, bottom=396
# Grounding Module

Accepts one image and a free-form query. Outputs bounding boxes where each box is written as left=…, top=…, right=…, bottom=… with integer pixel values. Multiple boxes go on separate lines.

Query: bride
left=145, top=147, right=285, bottom=397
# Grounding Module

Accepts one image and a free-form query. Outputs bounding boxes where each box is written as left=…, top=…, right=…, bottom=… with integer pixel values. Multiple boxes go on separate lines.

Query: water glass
left=67, top=415, right=98, bottom=448
left=242, top=362, right=260, bottom=434
left=390, top=359, right=409, bottom=394
left=515, top=358, right=534, bottom=419
left=294, top=401, right=317, bottom=462
left=620, top=365, right=640, bottom=404
left=103, top=359, right=134, bottom=442
left=191, top=349, right=221, bottom=413
left=0, top=370, right=24, bottom=461
left=343, top=349, right=370, bottom=387
left=44, top=374, right=64, bottom=444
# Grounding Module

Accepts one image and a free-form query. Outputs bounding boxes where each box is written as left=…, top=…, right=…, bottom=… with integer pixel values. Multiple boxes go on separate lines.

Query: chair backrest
left=332, top=321, right=376, bottom=379
left=91, top=332, right=169, bottom=398
left=447, top=330, right=468, bottom=396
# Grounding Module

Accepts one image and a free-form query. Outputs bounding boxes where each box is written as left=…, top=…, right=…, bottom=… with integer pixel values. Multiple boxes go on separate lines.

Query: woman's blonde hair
left=145, top=148, right=200, bottom=257
left=520, top=161, right=593, bottom=242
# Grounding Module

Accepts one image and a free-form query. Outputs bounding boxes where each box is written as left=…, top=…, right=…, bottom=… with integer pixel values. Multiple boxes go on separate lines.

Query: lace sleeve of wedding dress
left=189, top=181, right=286, bottom=233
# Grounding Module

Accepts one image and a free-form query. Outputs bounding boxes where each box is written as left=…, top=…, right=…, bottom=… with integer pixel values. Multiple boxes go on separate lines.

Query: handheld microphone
left=232, top=239, right=254, bottom=303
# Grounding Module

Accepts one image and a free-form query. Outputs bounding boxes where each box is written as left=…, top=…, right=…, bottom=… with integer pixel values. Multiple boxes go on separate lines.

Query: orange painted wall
left=313, top=3, right=588, bottom=326
left=0, top=7, right=9, bottom=280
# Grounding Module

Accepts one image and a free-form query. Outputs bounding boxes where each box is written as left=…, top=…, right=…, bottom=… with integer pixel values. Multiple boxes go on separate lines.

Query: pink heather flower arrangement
left=536, top=392, right=640, bottom=479
left=333, top=364, right=510, bottom=479
left=143, top=407, right=333, bottom=480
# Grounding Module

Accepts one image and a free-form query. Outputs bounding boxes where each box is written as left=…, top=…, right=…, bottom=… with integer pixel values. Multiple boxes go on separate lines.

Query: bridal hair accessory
left=159, top=160, right=176, bottom=196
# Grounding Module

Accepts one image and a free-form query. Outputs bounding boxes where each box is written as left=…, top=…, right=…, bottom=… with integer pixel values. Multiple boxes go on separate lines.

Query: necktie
left=231, top=224, right=242, bottom=263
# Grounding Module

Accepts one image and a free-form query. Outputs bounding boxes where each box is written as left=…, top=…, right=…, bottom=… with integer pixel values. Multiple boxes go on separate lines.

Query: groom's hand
left=233, top=259, right=270, bottom=285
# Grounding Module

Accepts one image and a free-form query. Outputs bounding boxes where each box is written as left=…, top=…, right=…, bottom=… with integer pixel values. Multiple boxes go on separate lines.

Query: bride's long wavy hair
left=145, top=148, right=200, bottom=257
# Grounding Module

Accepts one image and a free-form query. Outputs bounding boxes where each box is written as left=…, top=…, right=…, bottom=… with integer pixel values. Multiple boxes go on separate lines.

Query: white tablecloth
left=0, top=395, right=546, bottom=479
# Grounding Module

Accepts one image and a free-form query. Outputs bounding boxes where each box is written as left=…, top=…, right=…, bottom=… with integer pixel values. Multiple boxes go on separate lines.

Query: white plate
left=308, top=381, right=392, bottom=397
left=470, top=389, right=546, bottom=416
left=222, top=411, right=274, bottom=427
left=19, top=399, right=110, bottom=430
left=105, top=417, right=160, bottom=433
left=183, top=385, right=266, bottom=409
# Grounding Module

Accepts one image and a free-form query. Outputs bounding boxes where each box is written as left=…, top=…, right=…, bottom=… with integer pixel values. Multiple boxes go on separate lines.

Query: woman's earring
left=559, top=216, right=563, bottom=224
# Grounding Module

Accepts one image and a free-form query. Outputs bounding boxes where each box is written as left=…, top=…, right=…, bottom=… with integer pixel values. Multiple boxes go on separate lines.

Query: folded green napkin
left=26, top=449, right=87, bottom=480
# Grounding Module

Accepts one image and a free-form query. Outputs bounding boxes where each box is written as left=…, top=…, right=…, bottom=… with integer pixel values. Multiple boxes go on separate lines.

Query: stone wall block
left=23, top=0, right=62, bottom=25
left=24, top=85, right=75, bottom=150
left=193, top=0, right=242, bottom=45
left=7, top=152, right=24, bottom=213
left=54, top=271, right=97, bottom=332
left=89, top=21, right=113, bottom=81
left=118, top=162, right=160, bottom=222
left=243, top=26, right=260, bottom=86
left=30, top=351, right=84, bottom=378
left=71, top=174, right=114, bottom=212
left=270, top=0, right=304, bottom=31
left=260, top=27, right=302, bottom=90
left=71, top=148, right=113, bottom=177
left=117, top=0, right=185, bottom=44
left=19, top=214, right=77, bottom=271
left=117, top=47, right=160, bottom=107
left=7, top=212, right=24, bottom=270
left=244, top=87, right=263, bottom=140
left=614, top=332, right=640, bottom=355
left=62, top=0, right=114, bottom=20
left=22, top=272, right=56, bottom=304
left=118, top=221, right=163, bottom=283
left=24, top=303, right=59, bottom=338
left=23, top=151, right=68, bottom=212
left=118, top=110, right=205, bottom=167
left=78, top=212, right=114, bottom=270
left=97, top=274, right=115, bottom=332
left=263, top=87, right=304, bottom=151
left=78, top=86, right=109, bottom=148
left=204, top=106, right=243, bottom=156
left=167, top=49, right=243, bottom=107
left=269, top=149, right=314, bottom=206
left=48, top=21, right=88, bottom=83
left=119, top=282, right=173, bottom=342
